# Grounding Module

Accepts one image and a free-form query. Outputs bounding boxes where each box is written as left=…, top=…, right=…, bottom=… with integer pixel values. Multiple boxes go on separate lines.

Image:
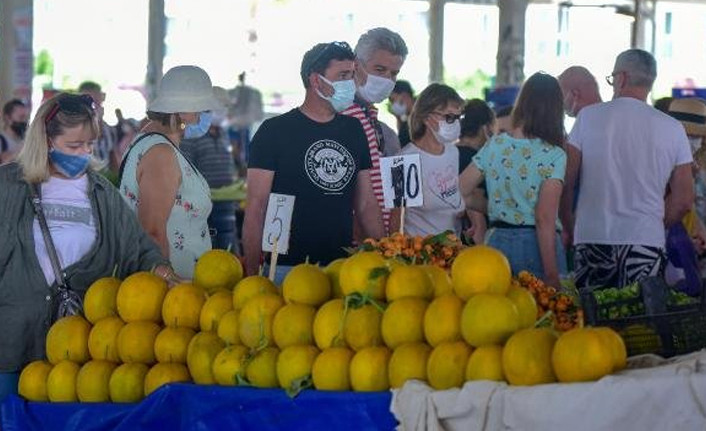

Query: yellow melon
left=238, top=293, right=284, bottom=348
left=313, top=299, right=346, bottom=350
left=83, top=277, right=121, bottom=324
left=117, top=321, right=161, bottom=364
left=162, top=283, right=207, bottom=329
left=193, top=249, right=243, bottom=294
left=276, top=345, right=320, bottom=390
left=47, top=360, right=80, bottom=402
left=388, top=342, right=432, bottom=389
left=451, top=246, right=511, bottom=299
left=186, top=331, right=225, bottom=384
left=76, top=360, right=117, bottom=402
left=116, top=272, right=167, bottom=323
left=339, top=252, right=388, bottom=300
left=88, top=316, right=125, bottom=362
left=350, top=346, right=391, bottom=391
left=343, top=304, right=383, bottom=351
left=427, top=341, right=473, bottom=390
left=109, top=363, right=149, bottom=403
left=144, top=363, right=191, bottom=396
left=18, top=360, right=53, bottom=401
left=232, top=276, right=278, bottom=310
left=424, top=294, right=463, bottom=347
left=212, top=345, right=250, bottom=386
left=199, top=289, right=234, bottom=332
left=461, top=293, right=519, bottom=347
left=154, top=326, right=196, bottom=363
left=386, top=265, right=433, bottom=301
left=273, top=303, right=316, bottom=348
left=324, top=258, right=347, bottom=298
left=312, top=347, right=354, bottom=391
left=245, top=347, right=279, bottom=388
left=46, top=315, right=91, bottom=365
left=217, top=310, right=241, bottom=345
left=381, top=298, right=428, bottom=349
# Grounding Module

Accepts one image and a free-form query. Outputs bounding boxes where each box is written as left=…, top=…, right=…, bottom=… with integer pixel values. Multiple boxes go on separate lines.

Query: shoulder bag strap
left=29, top=184, right=68, bottom=288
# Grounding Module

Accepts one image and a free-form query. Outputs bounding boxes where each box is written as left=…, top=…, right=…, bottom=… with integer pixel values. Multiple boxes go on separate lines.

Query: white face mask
left=432, top=119, right=461, bottom=144
left=390, top=100, right=407, bottom=117
left=358, top=73, right=395, bottom=104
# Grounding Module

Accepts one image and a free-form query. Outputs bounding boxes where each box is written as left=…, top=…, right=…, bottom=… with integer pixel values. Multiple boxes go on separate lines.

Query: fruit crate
left=580, top=277, right=706, bottom=357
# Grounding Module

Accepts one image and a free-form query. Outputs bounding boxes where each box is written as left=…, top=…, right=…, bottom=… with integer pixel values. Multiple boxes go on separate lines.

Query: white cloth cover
left=391, top=350, right=706, bottom=431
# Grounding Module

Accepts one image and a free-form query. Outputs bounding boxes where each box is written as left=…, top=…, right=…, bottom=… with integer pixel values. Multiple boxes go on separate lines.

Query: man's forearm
left=242, top=208, right=266, bottom=276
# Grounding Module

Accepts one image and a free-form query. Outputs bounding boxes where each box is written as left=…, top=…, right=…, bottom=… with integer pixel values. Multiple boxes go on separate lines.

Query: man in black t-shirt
left=243, top=41, right=384, bottom=280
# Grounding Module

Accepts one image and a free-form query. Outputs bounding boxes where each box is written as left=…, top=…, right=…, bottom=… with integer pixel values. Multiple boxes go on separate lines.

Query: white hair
left=354, top=27, right=408, bottom=63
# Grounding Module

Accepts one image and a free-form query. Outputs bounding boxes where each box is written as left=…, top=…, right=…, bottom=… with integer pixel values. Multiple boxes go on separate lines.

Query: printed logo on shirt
left=304, top=139, right=356, bottom=193
left=430, top=165, right=462, bottom=209
left=42, top=204, right=94, bottom=225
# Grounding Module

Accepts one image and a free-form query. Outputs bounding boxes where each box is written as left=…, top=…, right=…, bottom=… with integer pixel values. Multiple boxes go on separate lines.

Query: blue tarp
left=1, top=384, right=396, bottom=431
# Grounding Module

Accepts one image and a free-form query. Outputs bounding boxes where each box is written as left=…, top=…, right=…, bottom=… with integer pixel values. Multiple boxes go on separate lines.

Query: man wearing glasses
left=563, top=48, right=694, bottom=289
left=243, top=41, right=384, bottom=283
left=341, top=27, right=408, bottom=236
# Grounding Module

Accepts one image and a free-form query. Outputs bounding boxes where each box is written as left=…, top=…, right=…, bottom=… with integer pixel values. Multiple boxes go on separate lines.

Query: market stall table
left=1, top=384, right=395, bottom=431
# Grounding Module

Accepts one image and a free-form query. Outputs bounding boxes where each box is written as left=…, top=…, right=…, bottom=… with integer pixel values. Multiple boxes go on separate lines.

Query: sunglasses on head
left=308, top=41, right=354, bottom=72
left=433, top=111, right=463, bottom=124
left=45, top=94, right=96, bottom=126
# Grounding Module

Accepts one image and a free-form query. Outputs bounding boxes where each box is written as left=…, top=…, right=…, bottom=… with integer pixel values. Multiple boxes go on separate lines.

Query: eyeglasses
left=45, top=94, right=96, bottom=126
left=605, top=71, right=624, bottom=86
left=307, top=41, right=354, bottom=72
left=433, top=111, right=463, bottom=124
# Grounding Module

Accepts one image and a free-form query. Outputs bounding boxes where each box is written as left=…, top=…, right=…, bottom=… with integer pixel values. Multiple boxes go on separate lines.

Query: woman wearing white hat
left=120, top=65, right=220, bottom=279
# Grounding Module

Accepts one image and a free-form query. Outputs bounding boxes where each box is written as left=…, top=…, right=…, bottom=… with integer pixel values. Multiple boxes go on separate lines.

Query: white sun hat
left=148, top=65, right=220, bottom=113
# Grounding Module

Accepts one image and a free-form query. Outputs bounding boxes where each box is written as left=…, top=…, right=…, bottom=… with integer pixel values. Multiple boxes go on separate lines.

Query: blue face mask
left=183, top=111, right=212, bottom=139
left=49, top=148, right=91, bottom=178
left=316, top=75, right=356, bottom=112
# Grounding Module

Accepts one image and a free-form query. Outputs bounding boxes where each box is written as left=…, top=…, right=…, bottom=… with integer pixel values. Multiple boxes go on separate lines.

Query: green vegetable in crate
left=668, top=290, right=699, bottom=306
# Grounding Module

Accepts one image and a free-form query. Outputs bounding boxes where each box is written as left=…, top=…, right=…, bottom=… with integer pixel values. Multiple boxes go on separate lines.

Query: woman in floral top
left=120, top=66, right=220, bottom=278
left=459, top=72, right=567, bottom=288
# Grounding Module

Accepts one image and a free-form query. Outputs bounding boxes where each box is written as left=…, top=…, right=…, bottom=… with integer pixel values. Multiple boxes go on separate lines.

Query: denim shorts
left=485, top=227, right=567, bottom=279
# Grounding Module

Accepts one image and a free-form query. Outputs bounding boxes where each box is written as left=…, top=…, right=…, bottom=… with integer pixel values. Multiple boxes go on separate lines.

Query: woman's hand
left=154, top=264, right=188, bottom=287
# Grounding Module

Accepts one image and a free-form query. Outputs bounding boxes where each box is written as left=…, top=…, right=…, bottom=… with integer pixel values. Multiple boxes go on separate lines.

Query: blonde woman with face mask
left=389, top=83, right=465, bottom=237
left=0, top=93, right=171, bottom=401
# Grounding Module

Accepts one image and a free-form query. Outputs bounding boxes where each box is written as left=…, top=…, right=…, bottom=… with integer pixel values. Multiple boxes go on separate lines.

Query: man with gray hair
left=557, top=66, right=602, bottom=117
left=563, top=48, right=694, bottom=289
left=341, top=27, right=408, bottom=235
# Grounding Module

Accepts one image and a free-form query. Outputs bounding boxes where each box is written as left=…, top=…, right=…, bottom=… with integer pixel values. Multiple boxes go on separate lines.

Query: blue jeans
left=262, top=264, right=294, bottom=287
left=0, top=371, right=19, bottom=402
left=486, top=227, right=567, bottom=279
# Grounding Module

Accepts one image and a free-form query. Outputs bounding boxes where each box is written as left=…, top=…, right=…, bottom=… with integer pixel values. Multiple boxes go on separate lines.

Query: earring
left=179, top=121, right=186, bottom=130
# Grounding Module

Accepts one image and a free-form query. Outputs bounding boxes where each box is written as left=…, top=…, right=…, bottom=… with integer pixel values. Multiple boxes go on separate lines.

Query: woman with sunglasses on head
left=389, top=83, right=465, bottom=237
left=120, top=65, right=220, bottom=279
left=460, top=72, right=568, bottom=289
left=0, top=93, right=170, bottom=401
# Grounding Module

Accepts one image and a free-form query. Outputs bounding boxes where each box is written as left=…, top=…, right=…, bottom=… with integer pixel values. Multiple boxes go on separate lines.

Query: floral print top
left=120, top=133, right=212, bottom=278
left=472, top=133, right=566, bottom=228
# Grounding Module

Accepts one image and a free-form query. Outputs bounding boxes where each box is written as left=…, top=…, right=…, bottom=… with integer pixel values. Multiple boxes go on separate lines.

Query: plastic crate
left=580, top=277, right=706, bottom=357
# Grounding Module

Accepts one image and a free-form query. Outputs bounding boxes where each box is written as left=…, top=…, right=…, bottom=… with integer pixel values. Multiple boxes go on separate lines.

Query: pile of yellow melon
left=18, top=246, right=627, bottom=403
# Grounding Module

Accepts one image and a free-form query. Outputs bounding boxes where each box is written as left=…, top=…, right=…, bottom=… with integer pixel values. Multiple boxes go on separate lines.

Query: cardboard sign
left=262, top=193, right=295, bottom=254
left=379, top=154, right=423, bottom=209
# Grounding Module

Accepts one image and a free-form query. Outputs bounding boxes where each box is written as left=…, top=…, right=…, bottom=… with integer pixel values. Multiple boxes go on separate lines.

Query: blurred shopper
left=460, top=72, right=568, bottom=288
left=458, top=98, right=496, bottom=244
left=494, top=105, right=513, bottom=135
left=0, top=93, right=170, bottom=401
left=227, top=72, right=264, bottom=174
left=388, top=80, right=415, bottom=147
left=120, top=65, right=219, bottom=279
left=0, top=99, right=30, bottom=164
left=341, top=27, right=408, bottom=236
left=565, top=49, right=694, bottom=289
left=77, top=82, right=121, bottom=176
left=557, top=66, right=602, bottom=117
left=243, top=41, right=383, bottom=283
left=181, top=87, right=239, bottom=252
left=389, top=84, right=464, bottom=237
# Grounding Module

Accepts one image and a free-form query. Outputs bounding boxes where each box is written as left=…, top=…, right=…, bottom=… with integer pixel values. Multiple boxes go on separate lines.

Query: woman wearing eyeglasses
left=460, top=72, right=568, bottom=289
left=120, top=65, right=220, bottom=279
left=389, top=83, right=465, bottom=237
left=0, top=93, right=170, bottom=401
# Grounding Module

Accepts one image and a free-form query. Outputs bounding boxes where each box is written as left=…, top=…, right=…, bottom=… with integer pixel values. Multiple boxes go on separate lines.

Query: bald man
left=558, top=66, right=602, bottom=117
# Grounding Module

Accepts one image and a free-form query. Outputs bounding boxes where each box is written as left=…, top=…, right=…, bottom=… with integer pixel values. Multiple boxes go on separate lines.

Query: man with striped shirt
left=342, top=28, right=407, bottom=236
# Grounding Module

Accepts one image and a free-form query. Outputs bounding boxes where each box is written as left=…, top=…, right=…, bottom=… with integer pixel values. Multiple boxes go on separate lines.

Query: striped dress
left=341, top=103, right=390, bottom=234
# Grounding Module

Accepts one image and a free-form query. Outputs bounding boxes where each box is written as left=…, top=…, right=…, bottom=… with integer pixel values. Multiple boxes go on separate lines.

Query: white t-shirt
left=569, top=97, right=692, bottom=247
left=399, top=142, right=463, bottom=236
left=33, top=175, right=97, bottom=286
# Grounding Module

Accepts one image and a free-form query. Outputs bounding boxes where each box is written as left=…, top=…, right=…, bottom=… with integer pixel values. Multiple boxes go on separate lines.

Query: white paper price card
left=379, top=154, right=423, bottom=209
left=262, top=193, right=295, bottom=254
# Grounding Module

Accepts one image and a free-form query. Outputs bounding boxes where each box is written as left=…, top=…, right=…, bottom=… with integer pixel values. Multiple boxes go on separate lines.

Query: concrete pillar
left=496, top=0, right=528, bottom=87
left=146, top=0, right=166, bottom=103
left=0, top=0, right=33, bottom=106
left=632, top=0, right=657, bottom=53
left=428, top=0, right=445, bottom=83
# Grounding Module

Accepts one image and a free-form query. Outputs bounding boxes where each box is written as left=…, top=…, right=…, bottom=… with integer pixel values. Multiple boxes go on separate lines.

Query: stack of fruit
left=357, top=231, right=463, bottom=268
left=514, top=271, right=583, bottom=331
left=17, top=245, right=627, bottom=403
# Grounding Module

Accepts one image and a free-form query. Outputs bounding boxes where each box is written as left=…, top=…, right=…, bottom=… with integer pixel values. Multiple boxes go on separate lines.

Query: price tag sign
left=261, top=193, right=295, bottom=254
left=379, top=154, right=423, bottom=209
